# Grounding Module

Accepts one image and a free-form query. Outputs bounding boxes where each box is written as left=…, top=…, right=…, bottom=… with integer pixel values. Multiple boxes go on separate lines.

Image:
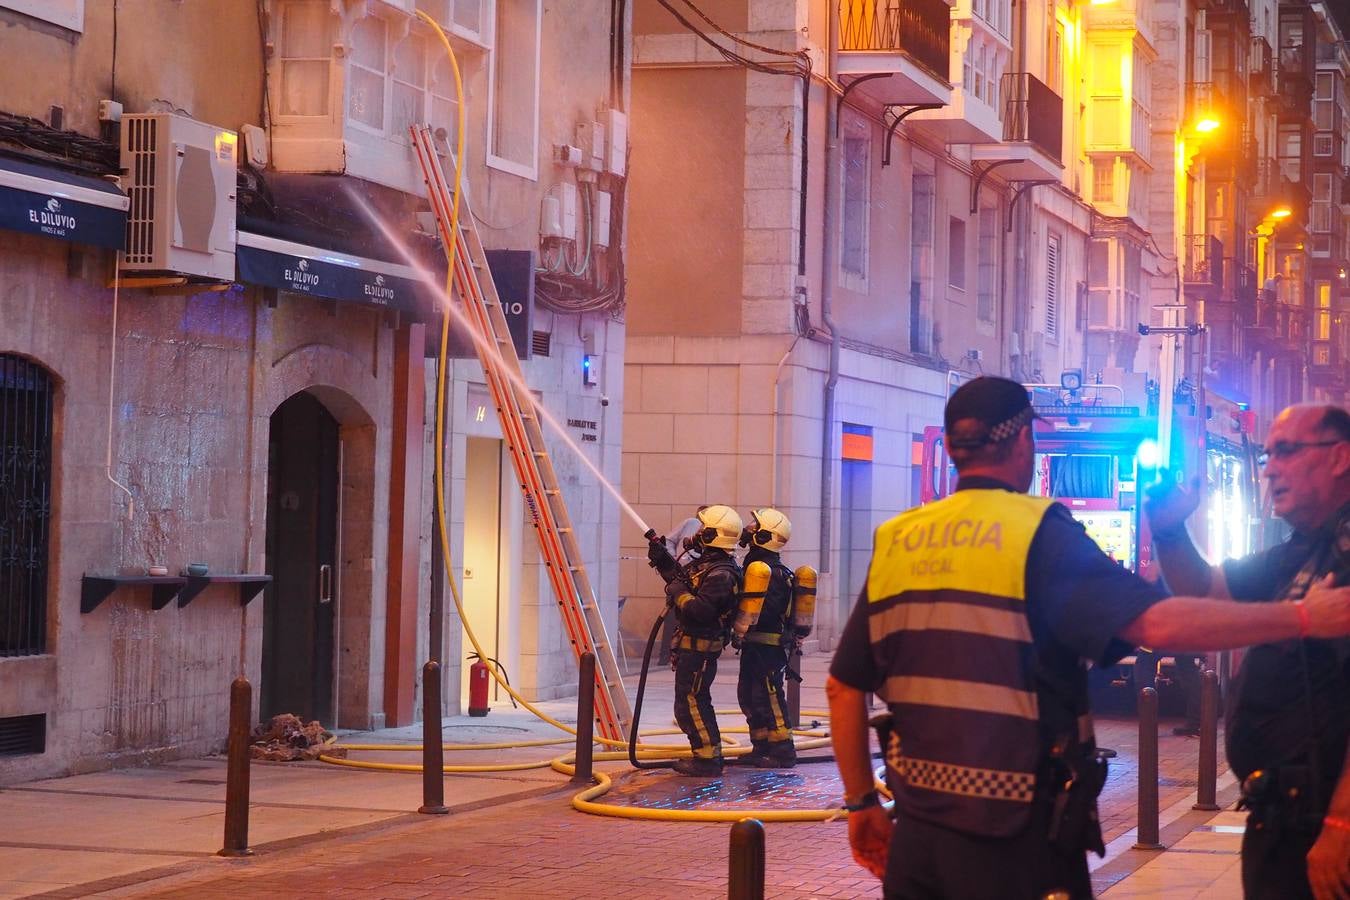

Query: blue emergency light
left=1136, top=438, right=1161, bottom=470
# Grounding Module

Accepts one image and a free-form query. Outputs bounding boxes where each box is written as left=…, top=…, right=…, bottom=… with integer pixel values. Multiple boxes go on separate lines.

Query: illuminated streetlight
left=1195, top=117, right=1221, bottom=133
left=1271, top=207, right=1293, bottom=220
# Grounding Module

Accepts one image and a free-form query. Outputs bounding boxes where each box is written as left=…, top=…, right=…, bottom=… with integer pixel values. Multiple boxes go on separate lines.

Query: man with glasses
left=828, top=380, right=1350, bottom=899
left=1147, top=404, right=1350, bottom=900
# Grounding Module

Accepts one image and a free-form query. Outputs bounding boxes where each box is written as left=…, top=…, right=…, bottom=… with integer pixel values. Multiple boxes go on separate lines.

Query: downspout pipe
left=819, top=7, right=841, bottom=578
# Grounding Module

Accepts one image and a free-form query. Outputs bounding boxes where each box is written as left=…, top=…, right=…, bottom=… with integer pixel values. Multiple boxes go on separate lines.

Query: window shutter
left=1046, top=234, right=1060, bottom=338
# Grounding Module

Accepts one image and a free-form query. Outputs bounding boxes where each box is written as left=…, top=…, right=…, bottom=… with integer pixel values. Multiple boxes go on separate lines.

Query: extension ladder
left=410, top=126, right=632, bottom=743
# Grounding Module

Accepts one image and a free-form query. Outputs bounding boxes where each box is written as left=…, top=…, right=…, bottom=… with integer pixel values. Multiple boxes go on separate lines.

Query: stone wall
left=0, top=234, right=396, bottom=782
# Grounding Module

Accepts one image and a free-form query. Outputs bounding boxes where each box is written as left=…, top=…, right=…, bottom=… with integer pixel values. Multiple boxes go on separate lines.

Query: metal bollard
left=219, top=677, right=254, bottom=857
left=785, top=647, right=802, bottom=730
left=419, top=661, right=449, bottom=814
left=572, top=651, right=596, bottom=786
left=1194, top=669, right=1219, bottom=811
left=727, top=817, right=766, bottom=900
left=1134, top=686, right=1162, bottom=849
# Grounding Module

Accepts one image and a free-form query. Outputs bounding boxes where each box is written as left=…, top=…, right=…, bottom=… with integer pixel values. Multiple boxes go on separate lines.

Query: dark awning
left=0, top=155, right=128, bottom=250
left=236, top=230, right=438, bottom=318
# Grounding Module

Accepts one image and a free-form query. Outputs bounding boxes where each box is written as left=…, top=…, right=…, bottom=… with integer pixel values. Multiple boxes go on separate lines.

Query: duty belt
left=676, top=635, right=724, bottom=653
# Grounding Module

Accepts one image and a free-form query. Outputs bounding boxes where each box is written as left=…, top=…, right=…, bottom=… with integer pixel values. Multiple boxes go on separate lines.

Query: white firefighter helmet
left=694, top=504, right=743, bottom=550
left=745, top=507, right=791, bottom=552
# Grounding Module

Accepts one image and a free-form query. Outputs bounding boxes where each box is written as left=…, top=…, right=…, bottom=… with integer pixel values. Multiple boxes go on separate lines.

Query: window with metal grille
left=1046, top=233, right=1061, bottom=338
left=531, top=330, right=551, bottom=357
left=0, top=713, right=45, bottom=755
left=0, top=354, right=53, bottom=657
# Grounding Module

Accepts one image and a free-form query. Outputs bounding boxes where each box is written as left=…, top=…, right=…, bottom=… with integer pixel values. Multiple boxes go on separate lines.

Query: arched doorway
left=261, top=391, right=339, bottom=724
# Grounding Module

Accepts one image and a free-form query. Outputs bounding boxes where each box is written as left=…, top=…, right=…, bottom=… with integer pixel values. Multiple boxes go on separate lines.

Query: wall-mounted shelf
left=81, top=575, right=187, bottom=614
left=178, top=574, right=272, bottom=608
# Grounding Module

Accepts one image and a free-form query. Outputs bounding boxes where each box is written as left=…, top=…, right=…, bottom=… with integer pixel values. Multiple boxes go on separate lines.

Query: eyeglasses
left=1257, top=440, right=1344, bottom=467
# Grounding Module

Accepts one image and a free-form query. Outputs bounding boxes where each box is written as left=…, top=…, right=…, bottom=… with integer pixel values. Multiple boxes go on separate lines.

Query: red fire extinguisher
left=468, top=653, right=491, bottom=717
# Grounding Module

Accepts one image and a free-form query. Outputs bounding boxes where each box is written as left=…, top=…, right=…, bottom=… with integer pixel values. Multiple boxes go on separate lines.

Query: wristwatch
left=843, top=790, right=880, bottom=812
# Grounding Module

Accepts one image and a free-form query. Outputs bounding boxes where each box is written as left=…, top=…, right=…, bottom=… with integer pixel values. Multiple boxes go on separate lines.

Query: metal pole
left=572, top=651, right=596, bottom=786
left=1135, top=686, right=1162, bottom=849
left=1195, top=669, right=1219, bottom=811
left=727, top=818, right=766, bottom=900
left=785, top=647, right=802, bottom=730
left=1156, top=305, right=1183, bottom=466
left=419, top=661, right=449, bottom=814
left=219, top=677, right=253, bottom=857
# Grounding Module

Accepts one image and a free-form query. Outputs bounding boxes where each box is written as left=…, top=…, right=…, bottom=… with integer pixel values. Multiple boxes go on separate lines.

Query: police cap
left=944, top=376, right=1040, bottom=450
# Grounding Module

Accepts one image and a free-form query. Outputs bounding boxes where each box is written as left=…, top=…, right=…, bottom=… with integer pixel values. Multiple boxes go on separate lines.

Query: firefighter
left=652, top=504, right=743, bottom=776
left=731, top=508, right=817, bottom=768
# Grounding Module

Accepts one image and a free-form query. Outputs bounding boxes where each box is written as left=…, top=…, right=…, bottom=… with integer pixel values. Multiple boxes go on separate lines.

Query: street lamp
left=1195, top=117, right=1221, bottom=134
left=1270, top=207, right=1292, bottom=220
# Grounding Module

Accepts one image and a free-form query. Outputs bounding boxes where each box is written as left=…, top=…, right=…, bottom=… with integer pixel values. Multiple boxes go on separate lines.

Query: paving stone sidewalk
left=0, top=654, right=1228, bottom=898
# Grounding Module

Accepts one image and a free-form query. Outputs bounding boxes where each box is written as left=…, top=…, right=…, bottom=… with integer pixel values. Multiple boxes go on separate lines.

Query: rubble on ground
left=250, top=713, right=346, bottom=761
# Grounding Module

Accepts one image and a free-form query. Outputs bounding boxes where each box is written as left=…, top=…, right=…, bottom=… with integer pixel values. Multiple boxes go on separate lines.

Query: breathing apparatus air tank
left=791, top=565, right=818, bottom=638
left=733, top=560, right=771, bottom=642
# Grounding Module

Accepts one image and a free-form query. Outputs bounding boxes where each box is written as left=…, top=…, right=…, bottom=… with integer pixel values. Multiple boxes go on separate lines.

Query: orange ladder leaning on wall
left=409, top=125, right=632, bottom=744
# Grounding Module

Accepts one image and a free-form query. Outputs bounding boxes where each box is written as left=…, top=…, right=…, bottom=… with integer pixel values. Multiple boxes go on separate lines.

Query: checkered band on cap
left=985, top=406, right=1035, bottom=443
left=949, top=406, right=1035, bottom=449
left=885, top=732, right=1036, bottom=804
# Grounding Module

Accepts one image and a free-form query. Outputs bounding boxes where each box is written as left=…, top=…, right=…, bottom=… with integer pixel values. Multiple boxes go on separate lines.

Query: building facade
left=0, top=0, right=629, bottom=782
left=619, top=0, right=1350, bottom=651
left=622, top=0, right=1099, bottom=649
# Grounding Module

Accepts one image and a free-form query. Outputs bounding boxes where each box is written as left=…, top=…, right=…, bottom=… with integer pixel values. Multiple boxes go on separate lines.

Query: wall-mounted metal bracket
left=969, top=160, right=1017, bottom=214
left=1005, top=179, right=1058, bottom=232
left=835, top=74, right=892, bottom=137
left=882, top=104, right=944, bottom=167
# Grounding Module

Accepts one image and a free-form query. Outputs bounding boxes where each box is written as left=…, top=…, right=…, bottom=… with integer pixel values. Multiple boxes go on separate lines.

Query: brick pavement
left=86, top=712, right=1220, bottom=900
left=1, top=652, right=1227, bottom=898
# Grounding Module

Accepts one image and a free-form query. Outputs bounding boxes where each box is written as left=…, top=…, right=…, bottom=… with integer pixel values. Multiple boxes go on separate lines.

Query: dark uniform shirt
left=673, top=547, right=741, bottom=640
left=1221, top=530, right=1350, bottom=787
left=831, top=477, right=1167, bottom=742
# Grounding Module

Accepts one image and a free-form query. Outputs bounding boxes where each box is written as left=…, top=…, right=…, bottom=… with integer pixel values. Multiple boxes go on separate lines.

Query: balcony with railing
left=1184, top=235, right=1224, bottom=291
left=837, top=0, right=954, bottom=106
left=1248, top=292, right=1311, bottom=353
left=970, top=72, right=1064, bottom=179
left=1250, top=36, right=1275, bottom=97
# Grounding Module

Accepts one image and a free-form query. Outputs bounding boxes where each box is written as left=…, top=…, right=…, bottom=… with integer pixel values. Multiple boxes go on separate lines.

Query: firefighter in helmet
left=656, top=504, right=743, bottom=776
left=730, top=507, right=818, bottom=768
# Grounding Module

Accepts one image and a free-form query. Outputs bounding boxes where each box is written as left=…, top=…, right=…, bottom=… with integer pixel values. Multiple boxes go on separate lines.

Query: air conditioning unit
left=120, top=113, right=237, bottom=280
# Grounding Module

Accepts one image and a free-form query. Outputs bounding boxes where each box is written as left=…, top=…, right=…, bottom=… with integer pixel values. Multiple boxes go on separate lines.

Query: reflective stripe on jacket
left=865, top=489, right=1054, bottom=837
left=673, top=551, right=742, bottom=639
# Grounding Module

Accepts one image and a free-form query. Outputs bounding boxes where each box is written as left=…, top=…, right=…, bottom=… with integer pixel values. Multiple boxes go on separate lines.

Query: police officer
left=1147, top=404, right=1350, bottom=899
left=825, top=377, right=1350, bottom=898
left=730, top=508, right=818, bottom=769
left=658, top=504, right=743, bottom=777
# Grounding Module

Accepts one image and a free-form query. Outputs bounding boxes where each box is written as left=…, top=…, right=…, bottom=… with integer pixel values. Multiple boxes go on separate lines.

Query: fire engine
left=918, top=379, right=1263, bottom=707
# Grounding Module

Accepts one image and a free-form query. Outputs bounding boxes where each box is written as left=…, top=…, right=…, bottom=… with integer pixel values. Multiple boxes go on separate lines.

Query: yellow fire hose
left=321, top=15, right=886, bottom=823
